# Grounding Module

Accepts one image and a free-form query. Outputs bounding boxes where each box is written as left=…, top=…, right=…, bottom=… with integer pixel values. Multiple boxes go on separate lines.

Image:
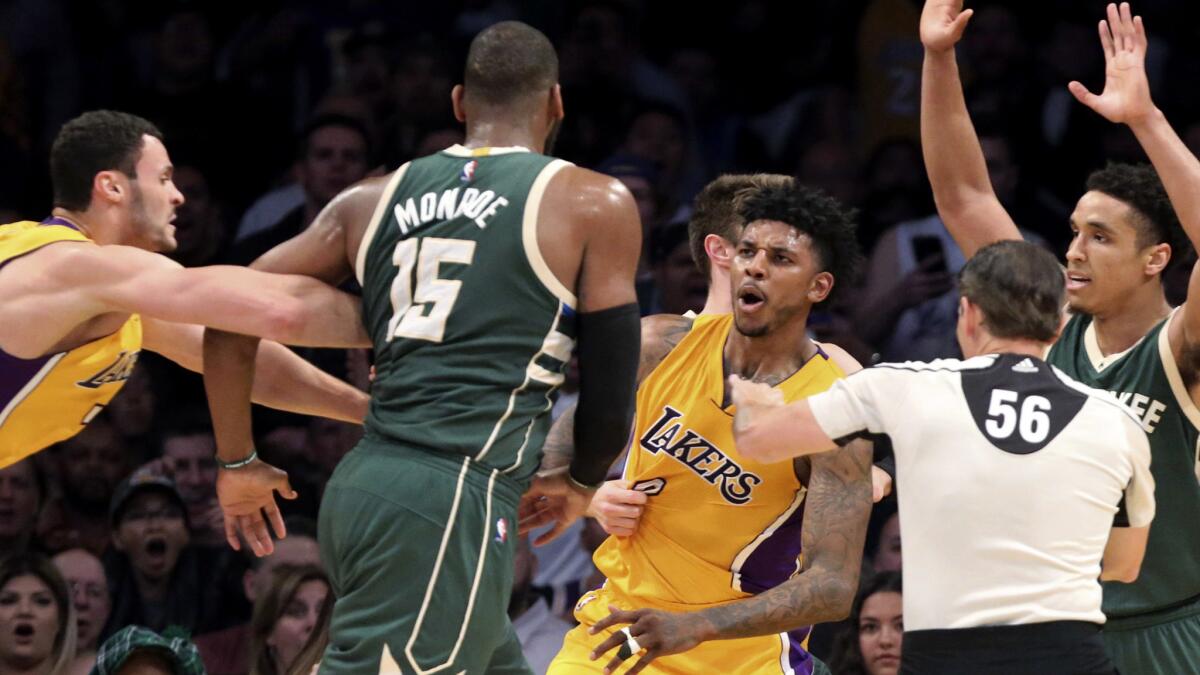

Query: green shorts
left=1103, top=597, right=1200, bottom=675
left=317, top=435, right=533, bottom=674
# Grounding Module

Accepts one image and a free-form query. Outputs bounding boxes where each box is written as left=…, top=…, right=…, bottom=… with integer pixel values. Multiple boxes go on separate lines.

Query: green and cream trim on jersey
left=1156, top=310, right=1200, bottom=480
left=1083, top=317, right=1148, bottom=373
left=473, top=302, right=573, bottom=470
left=521, top=159, right=576, bottom=308
left=1157, top=310, right=1200, bottom=432
left=404, top=457, right=497, bottom=675
left=355, top=162, right=411, bottom=285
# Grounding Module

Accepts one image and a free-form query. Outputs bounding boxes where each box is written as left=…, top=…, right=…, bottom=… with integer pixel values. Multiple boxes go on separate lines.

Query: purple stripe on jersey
left=0, top=349, right=52, bottom=414
left=786, top=625, right=815, bottom=675
left=39, top=216, right=80, bottom=231
left=737, top=499, right=806, bottom=594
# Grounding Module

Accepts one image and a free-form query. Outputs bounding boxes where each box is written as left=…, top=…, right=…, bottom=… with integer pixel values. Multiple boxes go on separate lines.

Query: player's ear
left=705, top=234, right=732, bottom=271
left=1144, top=242, right=1170, bottom=278
left=451, top=85, right=467, bottom=123
left=807, top=271, right=834, bottom=304
left=94, top=170, right=125, bottom=206
left=549, top=84, right=564, bottom=122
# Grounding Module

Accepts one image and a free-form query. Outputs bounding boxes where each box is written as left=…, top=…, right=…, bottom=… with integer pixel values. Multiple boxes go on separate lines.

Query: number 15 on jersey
left=387, top=237, right=476, bottom=344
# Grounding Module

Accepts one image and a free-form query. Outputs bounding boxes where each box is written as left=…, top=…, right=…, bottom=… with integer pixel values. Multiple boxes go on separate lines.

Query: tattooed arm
left=698, top=440, right=873, bottom=633
left=587, top=440, right=872, bottom=672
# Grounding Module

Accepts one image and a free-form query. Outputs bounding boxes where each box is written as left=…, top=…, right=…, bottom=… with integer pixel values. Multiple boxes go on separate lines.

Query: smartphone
left=911, top=235, right=948, bottom=274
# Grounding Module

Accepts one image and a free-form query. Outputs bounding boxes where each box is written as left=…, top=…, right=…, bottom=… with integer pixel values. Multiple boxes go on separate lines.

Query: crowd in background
left=3, top=0, right=1200, bottom=673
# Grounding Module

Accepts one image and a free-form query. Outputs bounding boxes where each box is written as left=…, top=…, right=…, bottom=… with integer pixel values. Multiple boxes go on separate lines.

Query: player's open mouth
left=145, top=538, right=168, bottom=557
left=737, top=286, right=766, bottom=312
left=1066, top=272, right=1090, bottom=291
left=13, top=622, right=34, bottom=642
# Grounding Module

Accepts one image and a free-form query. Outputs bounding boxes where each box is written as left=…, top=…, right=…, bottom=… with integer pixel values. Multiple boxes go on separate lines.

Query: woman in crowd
left=0, top=553, right=77, bottom=675
left=829, top=572, right=903, bottom=675
left=248, top=564, right=330, bottom=675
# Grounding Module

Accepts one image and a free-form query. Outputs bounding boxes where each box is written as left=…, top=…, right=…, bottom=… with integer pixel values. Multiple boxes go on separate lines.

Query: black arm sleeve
left=570, top=302, right=641, bottom=487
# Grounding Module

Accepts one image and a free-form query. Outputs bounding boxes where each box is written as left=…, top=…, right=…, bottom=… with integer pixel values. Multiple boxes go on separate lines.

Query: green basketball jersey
left=1049, top=311, right=1200, bottom=618
left=355, top=145, right=578, bottom=483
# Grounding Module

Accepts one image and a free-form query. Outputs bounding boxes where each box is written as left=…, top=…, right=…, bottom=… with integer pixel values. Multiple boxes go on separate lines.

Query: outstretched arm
left=919, top=0, right=1022, bottom=256
left=66, top=244, right=369, bottom=348
left=1069, top=4, right=1200, bottom=360
left=204, top=180, right=379, bottom=557
left=142, top=318, right=367, bottom=424
left=731, top=377, right=838, bottom=462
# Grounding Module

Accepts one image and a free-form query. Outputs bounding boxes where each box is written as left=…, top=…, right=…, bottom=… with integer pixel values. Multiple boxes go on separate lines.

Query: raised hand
left=217, top=458, right=297, bottom=556
left=1068, top=3, right=1155, bottom=125
left=920, top=0, right=975, bottom=53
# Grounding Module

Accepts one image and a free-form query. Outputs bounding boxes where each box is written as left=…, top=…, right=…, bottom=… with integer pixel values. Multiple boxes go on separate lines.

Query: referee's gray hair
left=958, top=240, right=1065, bottom=342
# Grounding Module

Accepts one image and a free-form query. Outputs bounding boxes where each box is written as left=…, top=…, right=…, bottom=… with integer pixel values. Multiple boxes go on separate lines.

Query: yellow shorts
left=547, top=588, right=818, bottom=675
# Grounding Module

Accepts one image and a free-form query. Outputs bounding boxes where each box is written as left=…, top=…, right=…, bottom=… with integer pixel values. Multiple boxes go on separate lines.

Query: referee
left=730, top=240, right=1155, bottom=675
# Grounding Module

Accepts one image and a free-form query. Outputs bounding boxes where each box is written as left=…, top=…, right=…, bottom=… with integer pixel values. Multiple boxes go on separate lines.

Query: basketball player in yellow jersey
left=541, top=183, right=874, bottom=675
left=0, top=110, right=369, bottom=466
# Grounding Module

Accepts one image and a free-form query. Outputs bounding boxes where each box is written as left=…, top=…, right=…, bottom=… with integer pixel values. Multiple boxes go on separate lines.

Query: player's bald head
left=463, top=21, right=558, bottom=109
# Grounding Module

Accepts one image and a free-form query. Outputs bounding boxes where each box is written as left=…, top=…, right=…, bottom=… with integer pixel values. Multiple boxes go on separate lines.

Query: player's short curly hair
left=1086, top=162, right=1191, bottom=265
left=736, top=183, right=864, bottom=304
left=50, top=110, right=163, bottom=212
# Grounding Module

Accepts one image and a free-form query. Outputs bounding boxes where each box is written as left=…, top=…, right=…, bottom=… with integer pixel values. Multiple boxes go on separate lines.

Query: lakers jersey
left=593, top=314, right=847, bottom=610
left=0, top=219, right=142, bottom=464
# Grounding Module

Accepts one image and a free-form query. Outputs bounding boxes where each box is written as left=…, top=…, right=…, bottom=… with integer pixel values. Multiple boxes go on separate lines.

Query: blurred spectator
left=855, top=134, right=1051, bottom=361
left=828, top=572, right=903, bottom=675
left=558, top=1, right=686, bottom=112
left=248, top=564, right=331, bottom=675
left=0, top=37, right=35, bottom=216
left=102, top=473, right=246, bottom=639
left=596, top=153, right=661, bottom=238
left=510, top=537, right=572, bottom=674
left=193, top=518, right=321, bottom=675
left=228, top=114, right=372, bottom=265
left=869, top=505, right=902, bottom=575
left=104, top=369, right=160, bottom=461
left=124, top=9, right=270, bottom=209
left=167, top=164, right=228, bottom=268
left=857, top=138, right=933, bottom=246
left=92, top=625, right=205, bottom=675
left=647, top=221, right=707, bottom=316
left=219, top=6, right=330, bottom=174
left=0, top=553, right=77, bottom=675
left=595, top=152, right=662, bottom=302
left=0, top=457, right=45, bottom=556
left=52, top=549, right=110, bottom=675
left=233, top=184, right=305, bottom=245
left=856, top=0, right=922, bottom=151
left=0, top=0, right=79, bottom=150
left=161, top=425, right=222, bottom=548
left=38, top=418, right=129, bottom=557
left=796, top=139, right=861, bottom=209
left=620, top=102, right=698, bottom=219
left=335, top=24, right=393, bottom=131
left=381, top=39, right=456, bottom=166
